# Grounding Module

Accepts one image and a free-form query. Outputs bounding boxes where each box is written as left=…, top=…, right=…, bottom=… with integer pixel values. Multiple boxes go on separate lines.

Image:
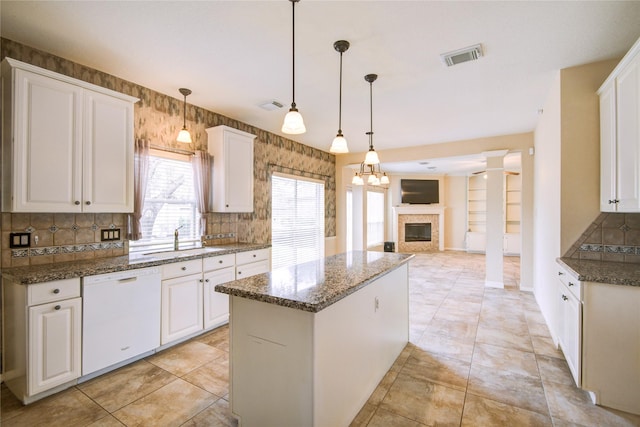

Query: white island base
left=229, top=263, right=409, bottom=427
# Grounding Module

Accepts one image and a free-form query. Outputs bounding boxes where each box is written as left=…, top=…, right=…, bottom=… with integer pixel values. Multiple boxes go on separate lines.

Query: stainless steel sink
left=141, top=247, right=225, bottom=259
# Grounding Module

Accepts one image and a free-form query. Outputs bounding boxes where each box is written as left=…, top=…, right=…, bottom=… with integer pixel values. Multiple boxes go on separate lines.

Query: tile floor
left=2, top=252, right=640, bottom=426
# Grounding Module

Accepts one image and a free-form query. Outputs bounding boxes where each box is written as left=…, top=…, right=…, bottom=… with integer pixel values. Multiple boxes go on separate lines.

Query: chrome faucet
left=174, top=225, right=184, bottom=250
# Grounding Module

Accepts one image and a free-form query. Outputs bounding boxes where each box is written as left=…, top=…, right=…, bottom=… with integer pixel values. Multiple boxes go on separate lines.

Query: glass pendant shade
left=380, top=173, right=390, bottom=185
left=177, top=128, right=192, bottom=144
left=330, top=134, right=349, bottom=153
left=367, top=173, right=378, bottom=184
left=352, top=174, right=364, bottom=185
left=282, top=108, right=306, bottom=134
left=364, top=149, right=380, bottom=165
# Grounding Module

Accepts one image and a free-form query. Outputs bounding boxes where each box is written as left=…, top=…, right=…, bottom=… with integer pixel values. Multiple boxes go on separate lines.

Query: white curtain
left=192, top=150, right=212, bottom=234
left=127, top=139, right=150, bottom=240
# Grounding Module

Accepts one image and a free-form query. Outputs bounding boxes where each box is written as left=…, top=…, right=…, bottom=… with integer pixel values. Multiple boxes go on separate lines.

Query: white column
left=484, top=150, right=507, bottom=288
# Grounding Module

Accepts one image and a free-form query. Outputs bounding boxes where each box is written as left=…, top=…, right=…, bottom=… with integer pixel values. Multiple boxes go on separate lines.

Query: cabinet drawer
left=236, top=249, right=269, bottom=265
left=557, top=266, right=581, bottom=300
left=28, top=278, right=81, bottom=306
left=162, top=259, right=203, bottom=280
left=203, top=253, right=236, bottom=272
left=236, top=260, right=270, bottom=279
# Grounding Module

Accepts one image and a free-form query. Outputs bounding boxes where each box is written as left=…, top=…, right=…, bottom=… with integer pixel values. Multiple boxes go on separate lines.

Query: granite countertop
left=2, top=243, right=271, bottom=285
left=215, top=250, right=415, bottom=313
left=557, top=257, right=640, bottom=287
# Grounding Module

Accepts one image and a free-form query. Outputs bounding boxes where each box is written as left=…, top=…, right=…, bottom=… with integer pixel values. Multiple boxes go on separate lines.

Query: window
left=271, top=173, right=325, bottom=270
left=367, top=190, right=385, bottom=248
left=131, top=150, right=199, bottom=250
left=346, top=189, right=353, bottom=252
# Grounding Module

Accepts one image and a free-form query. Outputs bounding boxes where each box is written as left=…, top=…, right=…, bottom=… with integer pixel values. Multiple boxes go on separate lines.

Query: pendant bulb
left=330, top=40, right=350, bottom=153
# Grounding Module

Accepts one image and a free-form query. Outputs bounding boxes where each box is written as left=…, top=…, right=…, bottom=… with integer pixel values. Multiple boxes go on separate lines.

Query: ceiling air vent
left=259, top=100, right=284, bottom=111
left=441, top=44, right=483, bottom=67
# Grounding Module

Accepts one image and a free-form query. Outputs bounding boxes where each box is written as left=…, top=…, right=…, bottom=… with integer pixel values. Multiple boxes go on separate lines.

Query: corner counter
left=217, top=251, right=413, bottom=427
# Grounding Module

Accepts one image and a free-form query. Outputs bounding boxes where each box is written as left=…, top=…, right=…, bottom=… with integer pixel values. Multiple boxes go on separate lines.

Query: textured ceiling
left=2, top=1, right=640, bottom=173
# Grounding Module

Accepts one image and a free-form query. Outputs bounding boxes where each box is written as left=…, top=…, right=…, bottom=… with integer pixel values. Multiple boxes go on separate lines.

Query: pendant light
left=177, top=88, right=192, bottom=143
left=351, top=73, right=389, bottom=186
left=329, top=40, right=350, bottom=153
left=364, top=74, right=380, bottom=165
left=282, top=0, right=306, bottom=134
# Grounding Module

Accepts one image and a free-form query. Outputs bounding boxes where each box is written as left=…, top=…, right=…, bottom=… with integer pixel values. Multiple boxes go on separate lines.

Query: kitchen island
left=215, top=250, right=414, bottom=427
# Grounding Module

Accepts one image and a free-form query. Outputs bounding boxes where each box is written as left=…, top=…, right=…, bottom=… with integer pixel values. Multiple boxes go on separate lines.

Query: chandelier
left=352, top=74, right=389, bottom=186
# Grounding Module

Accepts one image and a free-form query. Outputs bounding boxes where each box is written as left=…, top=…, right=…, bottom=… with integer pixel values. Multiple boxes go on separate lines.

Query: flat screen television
left=400, top=179, right=439, bottom=204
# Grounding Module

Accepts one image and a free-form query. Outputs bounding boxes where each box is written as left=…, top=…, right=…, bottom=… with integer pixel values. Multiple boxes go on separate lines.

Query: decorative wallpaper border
left=12, top=241, right=124, bottom=258
left=578, top=244, right=640, bottom=255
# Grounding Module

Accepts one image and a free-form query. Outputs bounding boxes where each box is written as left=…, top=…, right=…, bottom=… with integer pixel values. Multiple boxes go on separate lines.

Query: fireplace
left=405, top=223, right=432, bottom=242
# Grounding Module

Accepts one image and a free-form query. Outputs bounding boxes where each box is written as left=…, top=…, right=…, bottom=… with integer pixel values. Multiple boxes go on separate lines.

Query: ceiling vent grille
left=441, top=44, right=483, bottom=67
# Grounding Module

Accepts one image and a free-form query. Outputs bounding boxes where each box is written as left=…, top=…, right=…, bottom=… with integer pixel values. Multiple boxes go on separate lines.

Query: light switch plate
left=10, top=232, right=30, bottom=248
left=100, top=228, right=121, bottom=241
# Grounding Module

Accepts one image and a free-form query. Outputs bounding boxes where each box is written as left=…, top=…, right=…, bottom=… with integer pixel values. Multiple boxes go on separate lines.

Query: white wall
left=533, top=71, right=561, bottom=333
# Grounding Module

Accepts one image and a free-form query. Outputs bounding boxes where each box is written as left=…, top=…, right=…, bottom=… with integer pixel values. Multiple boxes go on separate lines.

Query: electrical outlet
left=10, top=232, right=30, bottom=248
left=100, top=228, right=121, bottom=241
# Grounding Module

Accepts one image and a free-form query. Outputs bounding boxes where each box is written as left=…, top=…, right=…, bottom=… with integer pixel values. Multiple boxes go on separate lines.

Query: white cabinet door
left=11, top=69, right=83, bottom=212
left=83, top=90, right=134, bottom=212
left=600, top=81, right=617, bottom=212
left=503, top=233, right=521, bottom=255
left=615, top=54, right=640, bottom=212
left=2, top=58, right=137, bottom=213
left=203, top=266, right=235, bottom=329
left=557, top=283, right=581, bottom=386
left=28, top=298, right=82, bottom=395
left=207, top=125, right=256, bottom=213
left=161, top=273, right=203, bottom=345
left=465, top=231, right=486, bottom=253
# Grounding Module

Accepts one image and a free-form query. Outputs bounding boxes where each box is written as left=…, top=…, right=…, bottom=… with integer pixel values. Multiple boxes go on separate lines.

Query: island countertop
left=215, top=250, right=414, bottom=313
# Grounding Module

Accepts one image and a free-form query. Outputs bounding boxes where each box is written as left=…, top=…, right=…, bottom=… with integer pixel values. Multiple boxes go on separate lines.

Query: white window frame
left=129, top=149, right=199, bottom=252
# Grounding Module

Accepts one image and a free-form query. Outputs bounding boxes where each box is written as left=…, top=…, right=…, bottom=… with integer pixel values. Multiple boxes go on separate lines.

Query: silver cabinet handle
left=181, top=266, right=187, bottom=271
left=558, top=271, right=564, bottom=276
left=561, top=295, right=568, bottom=301
left=199, top=279, right=203, bottom=282
left=219, top=260, right=223, bottom=264
left=205, top=279, right=210, bottom=283
left=53, top=288, right=60, bottom=294
left=74, top=201, right=80, bottom=205
left=568, top=282, right=575, bottom=287
left=54, top=305, right=61, bottom=310
left=85, top=201, right=91, bottom=205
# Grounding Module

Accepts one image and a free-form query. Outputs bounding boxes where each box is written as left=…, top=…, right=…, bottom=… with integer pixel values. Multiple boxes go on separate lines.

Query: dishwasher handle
left=118, top=277, right=137, bottom=283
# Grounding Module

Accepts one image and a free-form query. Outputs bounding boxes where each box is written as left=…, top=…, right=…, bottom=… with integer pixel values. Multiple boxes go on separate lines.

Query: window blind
left=271, top=173, right=325, bottom=270
left=367, top=190, right=385, bottom=247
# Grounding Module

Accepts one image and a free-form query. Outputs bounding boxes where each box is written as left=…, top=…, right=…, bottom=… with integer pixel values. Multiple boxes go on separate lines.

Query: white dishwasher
left=82, top=267, right=161, bottom=377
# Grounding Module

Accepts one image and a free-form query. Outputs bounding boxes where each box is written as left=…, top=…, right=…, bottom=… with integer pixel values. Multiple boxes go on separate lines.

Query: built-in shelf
left=466, top=173, right=521, bottom=254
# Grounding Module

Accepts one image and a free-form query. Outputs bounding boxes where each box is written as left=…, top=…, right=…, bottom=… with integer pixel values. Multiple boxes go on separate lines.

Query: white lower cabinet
left=235, top=248, right=270, bottom=279
left=3, top=278, right=82, bottom=404
left=203, top=266, right=235, bottom=329
left=555, top=262, right=640, bottom=415
left=161, top=259, right=204, bottom=345
left=29, top=298, right=82, bottom=395
left=556, top=272, right=582, bottom=386
left=161, top=273, right=204, bottom=345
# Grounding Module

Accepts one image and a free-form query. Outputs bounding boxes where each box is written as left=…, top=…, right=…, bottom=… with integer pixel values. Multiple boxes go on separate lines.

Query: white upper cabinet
left=1, top=58, right=137, bottom=213
left=598, top=38, right=640, bottom=212
left=206, top=125, right=256, bottom=213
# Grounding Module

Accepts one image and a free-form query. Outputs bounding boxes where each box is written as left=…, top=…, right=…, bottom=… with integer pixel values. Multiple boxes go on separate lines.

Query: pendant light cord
left=183, top=93, right=187, bottom=128
left=338, top=51, right=343, bottom=133
left=368, top=79, right=374, bottom=149
left=291, top=0, right=296, bottom=109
